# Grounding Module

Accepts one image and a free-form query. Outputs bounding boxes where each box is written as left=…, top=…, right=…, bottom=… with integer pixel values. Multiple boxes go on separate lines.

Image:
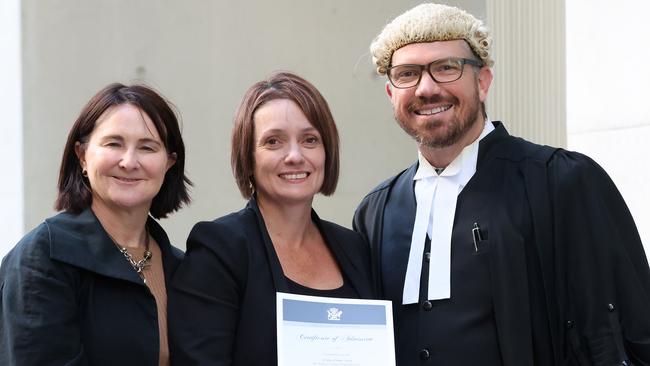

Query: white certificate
left=276, top=292, right=395, bottom=366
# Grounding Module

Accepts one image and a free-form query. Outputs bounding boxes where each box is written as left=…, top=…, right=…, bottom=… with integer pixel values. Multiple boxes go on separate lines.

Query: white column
left=486, top=0, right=566, bottom=147
left=566, top=0, right=650, bottom=255
left=0, top=0, right=24, bottom=257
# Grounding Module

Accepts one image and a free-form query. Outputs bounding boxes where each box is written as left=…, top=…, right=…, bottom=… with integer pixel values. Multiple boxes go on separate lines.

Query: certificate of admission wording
left=276, top=292, right=395, bottom=366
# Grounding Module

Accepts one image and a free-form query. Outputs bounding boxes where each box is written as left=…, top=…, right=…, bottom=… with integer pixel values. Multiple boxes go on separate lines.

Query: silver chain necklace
left=109, top=230, right=152, bottom=283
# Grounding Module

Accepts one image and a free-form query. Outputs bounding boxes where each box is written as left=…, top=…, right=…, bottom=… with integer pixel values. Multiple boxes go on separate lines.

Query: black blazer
left=169, top=198, right=374, bottom=365
left=0, top=208, right=182, bottom=366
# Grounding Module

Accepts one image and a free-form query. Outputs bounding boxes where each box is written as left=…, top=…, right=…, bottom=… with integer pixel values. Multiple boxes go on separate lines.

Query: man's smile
left=414, top=104, right=452, bottom=116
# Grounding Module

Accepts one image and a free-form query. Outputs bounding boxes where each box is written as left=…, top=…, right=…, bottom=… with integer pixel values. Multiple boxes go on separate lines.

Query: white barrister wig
left=370, top=3, right=494, bottom=75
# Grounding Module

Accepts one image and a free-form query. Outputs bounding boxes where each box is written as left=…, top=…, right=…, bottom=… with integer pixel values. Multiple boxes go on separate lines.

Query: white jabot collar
left=402, top=119, right=494, bottom=304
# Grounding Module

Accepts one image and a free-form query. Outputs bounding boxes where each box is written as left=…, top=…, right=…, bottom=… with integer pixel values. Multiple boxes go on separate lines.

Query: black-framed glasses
left=387, top=57, right=484, bottom=89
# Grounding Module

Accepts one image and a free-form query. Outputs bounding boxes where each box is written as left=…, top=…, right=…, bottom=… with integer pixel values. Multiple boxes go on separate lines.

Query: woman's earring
left=80, top=167, right=92, bottom=192
left=248, top=179, right=255, bottom=195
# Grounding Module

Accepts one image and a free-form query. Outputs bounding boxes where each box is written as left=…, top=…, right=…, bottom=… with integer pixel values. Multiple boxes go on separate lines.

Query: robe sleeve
left=549, top=151, right=650, bottom=365
left=0, top=223, right=87, bottom=365
left=353, top=187, right=391, bottom=298
left=352, top=194, right=374, bottom=248
left=168, top=220, right=248, bottom=366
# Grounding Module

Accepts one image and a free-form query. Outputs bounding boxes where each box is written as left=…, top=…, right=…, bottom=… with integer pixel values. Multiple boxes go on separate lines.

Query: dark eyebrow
left=100, top=135, right=162, bottom=146
left=302, top=127, right=319, bottom=133
left=99, top=135, right=124, bottom=142
left=259, top=127, right=319, bottom=136
left=139, top=138, right=162, bottom=146
left=259, top=129, right=285, bottom=136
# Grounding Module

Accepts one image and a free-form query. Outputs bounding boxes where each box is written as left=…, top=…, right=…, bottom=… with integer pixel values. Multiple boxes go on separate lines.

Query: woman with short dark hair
left=0, top=83, right=191, bottom=366
left=169, top=72, right=374, bottom=365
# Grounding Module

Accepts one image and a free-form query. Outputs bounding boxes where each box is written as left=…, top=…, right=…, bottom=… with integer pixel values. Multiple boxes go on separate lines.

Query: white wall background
left=19, top=0, right=454, bottom=251
left=11, top=0, right=646, bottom=261
left=0, top=0, right=23, bottom=258
left=567, top=0, right=650, bottom=256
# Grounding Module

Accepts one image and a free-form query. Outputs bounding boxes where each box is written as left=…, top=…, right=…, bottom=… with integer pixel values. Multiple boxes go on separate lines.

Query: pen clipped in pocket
left=472, top=222, right=489, bottom=254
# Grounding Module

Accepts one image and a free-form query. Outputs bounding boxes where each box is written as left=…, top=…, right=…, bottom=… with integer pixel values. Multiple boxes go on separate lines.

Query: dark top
left=285, top=275, right=359, bottom=299
left=169, top=198, right=374, bottom=365
left=0, top=208, right=183, bottom=366
left=354, top=122, right=650, bottom=366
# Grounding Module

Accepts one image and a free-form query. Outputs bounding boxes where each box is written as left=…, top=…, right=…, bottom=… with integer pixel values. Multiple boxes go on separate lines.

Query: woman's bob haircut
left=231, top=71, right=340, bottom=199
left=55, top=83, right=191, bottom=219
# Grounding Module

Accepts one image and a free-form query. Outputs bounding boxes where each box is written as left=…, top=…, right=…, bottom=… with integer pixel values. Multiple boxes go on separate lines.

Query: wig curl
left=370, top=3, right=494, bottom=74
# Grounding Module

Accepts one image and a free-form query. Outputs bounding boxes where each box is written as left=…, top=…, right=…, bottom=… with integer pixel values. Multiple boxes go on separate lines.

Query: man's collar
left=414, top=118, right=494, bottom=181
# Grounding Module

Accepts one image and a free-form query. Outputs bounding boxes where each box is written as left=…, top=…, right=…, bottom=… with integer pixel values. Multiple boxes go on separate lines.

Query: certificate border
left=276, top=292, right=396, bottom=366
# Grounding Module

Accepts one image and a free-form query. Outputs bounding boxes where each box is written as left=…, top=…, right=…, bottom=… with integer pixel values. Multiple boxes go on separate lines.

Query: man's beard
left=394, top=92, right=482, bottom=149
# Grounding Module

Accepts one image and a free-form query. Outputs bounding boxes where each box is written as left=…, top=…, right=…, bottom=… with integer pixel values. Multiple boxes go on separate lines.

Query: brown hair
left=231, top=72, right=339, bottom=199
left=55, top=83, right=192, bottom=219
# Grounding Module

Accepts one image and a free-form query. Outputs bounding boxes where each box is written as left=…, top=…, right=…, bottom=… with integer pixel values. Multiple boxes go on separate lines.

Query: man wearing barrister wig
left=353, top=3, right=650, bottom=365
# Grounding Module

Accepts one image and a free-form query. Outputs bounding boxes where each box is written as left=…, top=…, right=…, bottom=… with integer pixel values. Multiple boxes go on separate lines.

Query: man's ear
left=385, top=81, right=393, bottom=99
left=477, top=67, right=493, bottom=103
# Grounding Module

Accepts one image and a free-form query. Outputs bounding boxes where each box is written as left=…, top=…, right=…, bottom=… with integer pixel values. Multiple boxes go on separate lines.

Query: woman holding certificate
left=169, top=72, right=374, bottom=364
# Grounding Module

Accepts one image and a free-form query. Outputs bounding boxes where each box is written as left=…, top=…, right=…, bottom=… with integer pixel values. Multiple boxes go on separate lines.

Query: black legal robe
left=354, top=122, right=650, bottom=366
